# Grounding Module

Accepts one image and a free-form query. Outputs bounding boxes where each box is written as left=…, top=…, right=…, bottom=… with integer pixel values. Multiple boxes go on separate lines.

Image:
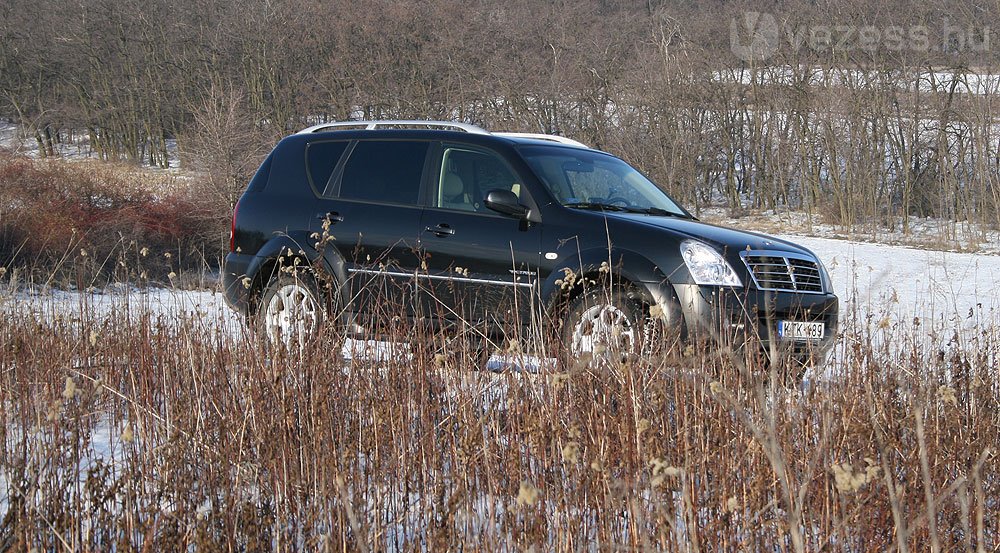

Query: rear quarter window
left=337, top=140, right=429, bottom=205
left=245, top=154, right=273, bottom=194
left=305, top=141, right=350, bottom=196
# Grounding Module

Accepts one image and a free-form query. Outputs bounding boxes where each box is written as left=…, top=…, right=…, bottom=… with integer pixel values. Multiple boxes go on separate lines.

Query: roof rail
left=296, top=120, right=590, bottom=148
left=492, top=132, right=588, bottom=148
left=297, top=120, right=490, bottom=135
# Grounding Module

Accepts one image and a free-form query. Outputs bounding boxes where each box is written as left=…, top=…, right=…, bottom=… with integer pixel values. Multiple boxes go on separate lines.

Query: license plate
left=778, top=321, right=825, bottom=340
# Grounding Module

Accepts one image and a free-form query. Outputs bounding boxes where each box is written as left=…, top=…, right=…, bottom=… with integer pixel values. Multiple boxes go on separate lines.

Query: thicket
left=3, top=0, right=1000, bottom=236
left=0, top=155, right=220, bottom=284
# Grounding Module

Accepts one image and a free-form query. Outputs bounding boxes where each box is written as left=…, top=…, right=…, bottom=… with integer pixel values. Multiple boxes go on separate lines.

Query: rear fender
left=247, top=231, right=349, bottom=310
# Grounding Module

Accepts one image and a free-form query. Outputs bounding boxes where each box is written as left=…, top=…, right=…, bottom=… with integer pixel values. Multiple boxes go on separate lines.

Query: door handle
left=316, top=212, right=344, bottom=223
left=425, top=224, right=455, bottom=237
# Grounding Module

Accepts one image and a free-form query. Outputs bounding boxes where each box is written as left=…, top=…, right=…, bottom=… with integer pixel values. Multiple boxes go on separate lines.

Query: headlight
left=680, top=240, right=742, bottom=287
left=818, top=259, right=833, bottom=293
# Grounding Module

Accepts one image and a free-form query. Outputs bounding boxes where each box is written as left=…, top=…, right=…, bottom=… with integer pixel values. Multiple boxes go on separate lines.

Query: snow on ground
left=788, top=235, right=1000, bottom=324
left=0, top=120, right=181, bottom=169
left=5, top=234, right=999, bottom=348
left=703, top=207, right=1000, bottom=255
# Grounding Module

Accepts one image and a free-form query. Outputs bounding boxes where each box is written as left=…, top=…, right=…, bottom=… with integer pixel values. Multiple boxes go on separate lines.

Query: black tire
left=256, top=271, right=326, bottom=352
left=559, top=287, right=647, bottom=367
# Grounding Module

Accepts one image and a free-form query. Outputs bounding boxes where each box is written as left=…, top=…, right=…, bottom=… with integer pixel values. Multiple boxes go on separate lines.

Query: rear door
left=417, top=143, right=541, bottom=326
left=309, top=139, right=431, bottom=319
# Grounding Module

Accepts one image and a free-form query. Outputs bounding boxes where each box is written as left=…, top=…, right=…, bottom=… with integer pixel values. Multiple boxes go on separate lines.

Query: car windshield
left=519, top=145, right=689, bottom=217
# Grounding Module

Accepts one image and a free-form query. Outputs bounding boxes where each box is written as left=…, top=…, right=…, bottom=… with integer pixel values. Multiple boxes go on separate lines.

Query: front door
left=417, top=145, right=541, bottom=328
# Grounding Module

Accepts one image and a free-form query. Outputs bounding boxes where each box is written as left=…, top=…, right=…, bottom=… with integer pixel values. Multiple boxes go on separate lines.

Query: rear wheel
left=257, top=271, right=325, bottom=352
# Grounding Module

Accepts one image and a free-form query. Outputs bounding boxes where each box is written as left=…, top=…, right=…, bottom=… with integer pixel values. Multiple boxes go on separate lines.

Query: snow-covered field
left=791, top=235, right=1000, bottom=323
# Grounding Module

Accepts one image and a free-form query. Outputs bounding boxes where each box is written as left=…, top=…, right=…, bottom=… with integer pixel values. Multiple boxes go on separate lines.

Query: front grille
left=741, top=251, right=824, bottom=293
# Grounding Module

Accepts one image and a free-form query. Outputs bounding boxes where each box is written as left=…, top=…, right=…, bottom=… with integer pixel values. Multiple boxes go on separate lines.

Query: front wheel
left=256, top=271, right=325, bottom=352
left=559, top=288, right=646, bottom=366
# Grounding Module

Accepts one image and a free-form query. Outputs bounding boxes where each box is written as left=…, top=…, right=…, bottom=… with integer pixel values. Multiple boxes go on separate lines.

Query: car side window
left=337, top=140, right=429, bottom=205
left=435, top=147, right=522, bottom=212
left=305, top=140, right=350, bottom=195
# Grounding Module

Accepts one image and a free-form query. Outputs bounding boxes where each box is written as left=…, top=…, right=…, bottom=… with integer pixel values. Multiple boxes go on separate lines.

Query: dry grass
left=0, top=269, right=997, bottom=551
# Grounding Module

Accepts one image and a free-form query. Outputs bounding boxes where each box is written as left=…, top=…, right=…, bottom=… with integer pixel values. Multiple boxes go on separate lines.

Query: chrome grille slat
left=741, top=250, right=825, bottom=294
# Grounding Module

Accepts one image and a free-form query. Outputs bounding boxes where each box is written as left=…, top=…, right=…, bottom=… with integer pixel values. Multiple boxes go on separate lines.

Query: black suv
left=223, top=120, right=838, bottom=365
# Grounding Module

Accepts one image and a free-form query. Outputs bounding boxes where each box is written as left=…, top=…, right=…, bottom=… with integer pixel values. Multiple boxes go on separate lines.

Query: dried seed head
left=551, top=373, right=571, bottom=386
left=62, top=377, right=78, bottom=400
left=649, top=304, right=663, bottom=318
left=725, top=496, right=739, bottom=513
left=433, top=353, right=447, bottom=367
left=89, top=330, right=99, bottom=347
left=649, top=458, right=681, bottom=478
left=709, top=381, right=724, bottom=395
left=831, top=459, right=879, bottom=493
left=516, top=481, right=540, bottom=506
left=79, top=249, right=88, bottom=257
left=561, top=441, right=580, bottom=463
left=121, top=422, right=135, bottom=444
left=46, top=400, right=61, bottom=422
left=937, top=385, right=958, bottom=407
left=167, top=271, right=177, bottom=280
left=140, top=247, right=149, bottom=257
left=241, top=277, right=252, bottom=289
left=506, top=339, right=520, bottom=354
left=637, top=418, right=651, bottom=435
left=164, top=252, right=172, bottom=258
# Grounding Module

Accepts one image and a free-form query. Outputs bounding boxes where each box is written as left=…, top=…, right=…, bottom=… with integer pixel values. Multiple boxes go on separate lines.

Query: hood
left=602, top=212, right=816, bottom=258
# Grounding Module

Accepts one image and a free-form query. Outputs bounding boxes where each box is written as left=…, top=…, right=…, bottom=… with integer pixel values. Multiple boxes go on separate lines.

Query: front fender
left=540, top=247, right=670, bottom=305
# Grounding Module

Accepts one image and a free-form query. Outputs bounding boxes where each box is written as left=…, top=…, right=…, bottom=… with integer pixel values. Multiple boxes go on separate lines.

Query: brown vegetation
left=0, top=275, right=995, bottom=550
left=0, top=155, right=221, bottom=284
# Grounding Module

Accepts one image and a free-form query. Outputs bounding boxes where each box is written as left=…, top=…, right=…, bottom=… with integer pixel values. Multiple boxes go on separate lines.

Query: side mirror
left=484, top=189, right=529, bottom=219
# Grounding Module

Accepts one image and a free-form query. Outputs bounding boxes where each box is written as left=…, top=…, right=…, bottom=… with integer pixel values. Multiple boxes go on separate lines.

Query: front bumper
left=645, top=281, right=839, bottom=359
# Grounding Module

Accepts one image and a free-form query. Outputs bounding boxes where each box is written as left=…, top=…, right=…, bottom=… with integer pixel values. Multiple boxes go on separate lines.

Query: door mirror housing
left=484, top=189, right=530, bottom=219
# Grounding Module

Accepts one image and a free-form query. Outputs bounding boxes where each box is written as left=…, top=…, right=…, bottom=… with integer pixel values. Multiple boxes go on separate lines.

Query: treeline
left=3, top=0, right=1000, bottom=234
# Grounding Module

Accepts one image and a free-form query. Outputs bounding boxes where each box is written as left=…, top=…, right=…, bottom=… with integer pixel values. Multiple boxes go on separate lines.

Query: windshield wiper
left=563, top=202, right=628, bottom=212
left=565, top=202, right=689, bottom=218
left=638, top=206, right=686, bottom=217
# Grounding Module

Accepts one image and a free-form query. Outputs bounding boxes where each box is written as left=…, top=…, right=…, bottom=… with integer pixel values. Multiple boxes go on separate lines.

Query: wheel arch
left=245, top=232, right=349, bottom=317
left=541, top=247, right=672, bottom=313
